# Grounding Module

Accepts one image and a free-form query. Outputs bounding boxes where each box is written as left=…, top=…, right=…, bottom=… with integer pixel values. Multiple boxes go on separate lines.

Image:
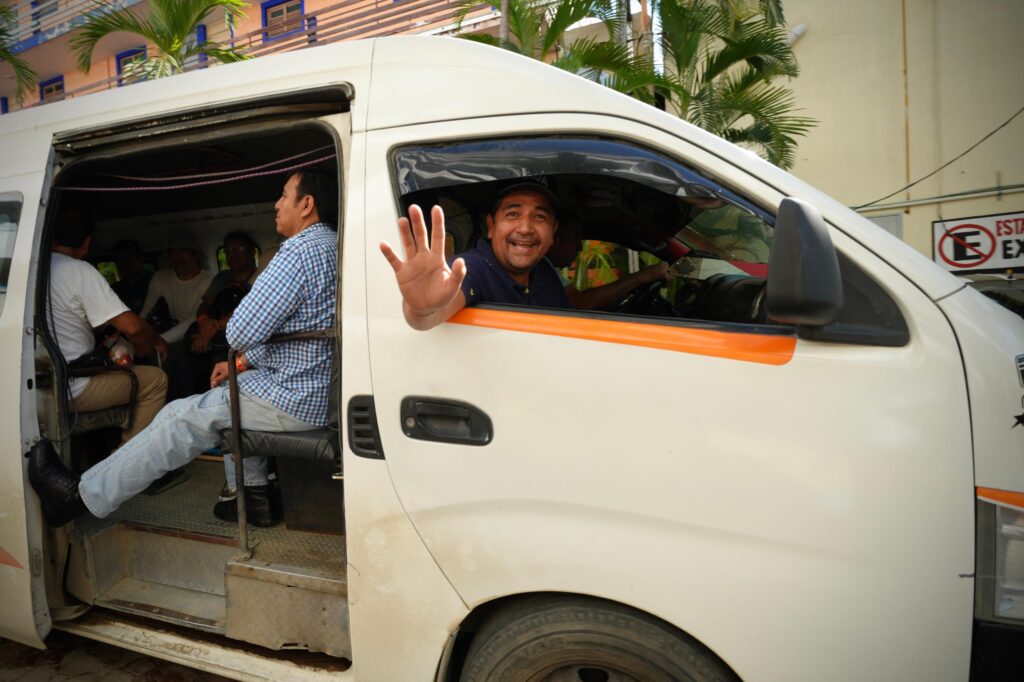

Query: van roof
left=0, top=36, right=961, bottom=300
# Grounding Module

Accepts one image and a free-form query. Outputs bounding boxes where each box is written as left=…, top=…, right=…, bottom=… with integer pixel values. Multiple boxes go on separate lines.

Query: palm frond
left=72, top=0, right=248, bottom=76
left=0, top=7, right=38, bottom=101
left=543, top=0, right=612, bottom=57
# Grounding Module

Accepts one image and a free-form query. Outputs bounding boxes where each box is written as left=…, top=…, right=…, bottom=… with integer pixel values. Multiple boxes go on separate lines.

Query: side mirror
left=766, top=198, right=842, bottom=326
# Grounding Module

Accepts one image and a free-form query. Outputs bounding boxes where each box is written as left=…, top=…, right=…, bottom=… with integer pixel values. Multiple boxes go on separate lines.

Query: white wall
left=783, top=0, right=1024, bottom=260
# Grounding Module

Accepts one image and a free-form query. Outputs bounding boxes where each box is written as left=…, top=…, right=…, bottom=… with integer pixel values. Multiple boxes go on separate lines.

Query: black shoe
left=28, top=441, right=86, bottom=527
left=212, top=484, right=281, bottom=528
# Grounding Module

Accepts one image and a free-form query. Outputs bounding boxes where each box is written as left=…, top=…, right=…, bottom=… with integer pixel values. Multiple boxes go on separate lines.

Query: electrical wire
left=853, top=103, right=1024, bottom=210
left=96, top=144, right=335, bottom=183
left=57, top=153, right=336, bottom=192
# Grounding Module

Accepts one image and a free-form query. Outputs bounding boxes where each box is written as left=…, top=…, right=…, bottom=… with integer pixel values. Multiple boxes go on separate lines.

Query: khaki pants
left=71, top=366, right=168, bottom=441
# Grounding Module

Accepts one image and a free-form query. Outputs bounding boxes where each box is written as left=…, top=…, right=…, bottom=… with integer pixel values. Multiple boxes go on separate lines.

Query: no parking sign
left=932, top=211, right=1024, bottom=273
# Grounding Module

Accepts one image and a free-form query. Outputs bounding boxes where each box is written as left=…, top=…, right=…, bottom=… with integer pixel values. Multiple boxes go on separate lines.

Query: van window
left=0, top=194, right=22, bottom=315
left=393, top=137, right=779, bottom=330
left=392, top=136, right=908, bottom=345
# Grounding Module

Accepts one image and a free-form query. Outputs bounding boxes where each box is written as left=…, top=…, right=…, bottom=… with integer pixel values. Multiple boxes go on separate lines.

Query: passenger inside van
left=546, top=213, right=671, bottom=310
left=30, top=169, right=338, bottom=529
left=110, top=239, right=152, bottom=315
left=140, top=229, right=214, bottom=345
left=178, top=232, right=260, bottom=396
left=48, top=210, right=169, bottom=442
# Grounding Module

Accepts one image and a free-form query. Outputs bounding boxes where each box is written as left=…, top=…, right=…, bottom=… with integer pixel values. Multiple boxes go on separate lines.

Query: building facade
left=783, top=0, right=1023, bottom=269
left=0, top=0, right=497, bottom=110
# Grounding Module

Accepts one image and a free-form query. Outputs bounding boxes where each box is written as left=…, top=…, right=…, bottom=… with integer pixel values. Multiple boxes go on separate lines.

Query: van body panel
left=364, top=114, right=976, bottom=681
left=938, top=287, right=1024, bottom=491
left=341, top=131, right=469, bottom=679
left=368, top=37, right=962, bottom=302
left=1, top=176, right=48, bottom=647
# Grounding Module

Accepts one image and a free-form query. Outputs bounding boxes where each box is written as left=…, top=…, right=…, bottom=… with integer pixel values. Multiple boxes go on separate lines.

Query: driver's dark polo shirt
left=454, top=239, right=571, bottom=309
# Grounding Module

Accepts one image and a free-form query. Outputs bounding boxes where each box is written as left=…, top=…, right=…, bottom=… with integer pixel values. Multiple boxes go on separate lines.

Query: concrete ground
left=0, top=631, right=229, bottom=681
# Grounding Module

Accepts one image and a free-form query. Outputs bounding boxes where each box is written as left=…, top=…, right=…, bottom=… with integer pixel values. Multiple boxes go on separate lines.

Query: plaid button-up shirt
left=227, top=222, right=337, bottom=426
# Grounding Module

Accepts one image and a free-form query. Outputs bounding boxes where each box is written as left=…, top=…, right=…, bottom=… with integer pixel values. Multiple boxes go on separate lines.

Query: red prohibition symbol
left=938, top=223, right=996, bottom=268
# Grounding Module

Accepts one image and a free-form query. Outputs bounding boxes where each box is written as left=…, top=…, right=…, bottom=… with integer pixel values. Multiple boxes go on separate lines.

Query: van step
left=55, top=610, right=352, bottom=682
left=94, top=577, right=226, bottom=633
left=83, top=523, right=238, bottom=607
left=225, top=559, right=351, bottom=658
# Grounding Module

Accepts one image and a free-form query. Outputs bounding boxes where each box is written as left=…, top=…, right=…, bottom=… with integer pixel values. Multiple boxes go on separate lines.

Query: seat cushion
left=71, top=407, right=132, bottom=435
left=220, top=428, right=340, bottom=463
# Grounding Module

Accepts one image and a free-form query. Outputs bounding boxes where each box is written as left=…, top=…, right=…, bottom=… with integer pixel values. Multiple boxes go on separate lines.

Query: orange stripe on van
left=0, top=545, right=24, bottom=570
left=448, top=308, right=795, bottom=365
left=977, top=487, right=1024, bottom=510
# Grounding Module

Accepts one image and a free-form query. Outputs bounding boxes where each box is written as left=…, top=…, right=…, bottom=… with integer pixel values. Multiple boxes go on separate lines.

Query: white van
left=1, top=36, right=1022, bottom=682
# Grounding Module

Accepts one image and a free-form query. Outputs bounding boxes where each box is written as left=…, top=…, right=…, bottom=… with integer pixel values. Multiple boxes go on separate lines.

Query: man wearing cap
left=140, top=229, right=214, bottom=344
left=381, top=182, right=569, bottom=330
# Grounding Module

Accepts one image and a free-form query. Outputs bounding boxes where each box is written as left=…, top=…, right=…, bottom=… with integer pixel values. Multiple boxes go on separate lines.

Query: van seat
left=219, top=428, right=339, bottom=464
left=67, top=364, right=137, bottom=435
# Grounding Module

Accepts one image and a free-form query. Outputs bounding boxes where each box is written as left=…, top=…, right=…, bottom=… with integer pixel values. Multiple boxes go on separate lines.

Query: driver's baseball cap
left=490, top=178, right=560, bottom=214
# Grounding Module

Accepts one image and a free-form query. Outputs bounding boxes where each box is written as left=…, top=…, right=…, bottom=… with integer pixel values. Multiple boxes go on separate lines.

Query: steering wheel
left=613, top=279, right=666, bottom=315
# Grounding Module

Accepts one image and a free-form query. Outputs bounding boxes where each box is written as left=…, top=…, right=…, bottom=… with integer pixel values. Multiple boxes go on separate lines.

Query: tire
left=459, top=595, right=738, bottom=682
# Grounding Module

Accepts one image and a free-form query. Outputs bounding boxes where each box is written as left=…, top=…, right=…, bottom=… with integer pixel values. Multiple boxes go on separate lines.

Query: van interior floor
left=67, top=460, right=351, bottom=658
left=108, top=459, right=345, bottom=574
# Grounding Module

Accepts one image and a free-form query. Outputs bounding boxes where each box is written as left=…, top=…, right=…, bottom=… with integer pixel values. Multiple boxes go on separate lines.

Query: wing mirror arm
left=765, top=198, right=843, bottom=331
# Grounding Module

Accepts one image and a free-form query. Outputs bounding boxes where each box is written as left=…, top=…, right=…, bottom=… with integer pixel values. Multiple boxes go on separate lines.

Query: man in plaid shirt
left=30, top=170, right=338, bottom=528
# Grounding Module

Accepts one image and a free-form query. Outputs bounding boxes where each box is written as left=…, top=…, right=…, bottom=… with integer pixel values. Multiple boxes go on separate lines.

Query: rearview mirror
left=766, top=198, right=842, bottom=327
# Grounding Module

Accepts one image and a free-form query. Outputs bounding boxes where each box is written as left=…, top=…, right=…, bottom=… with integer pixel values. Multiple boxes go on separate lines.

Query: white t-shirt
left=48, top=253, right=129, bottom=398
left=140, top=268, right=215, bottom=343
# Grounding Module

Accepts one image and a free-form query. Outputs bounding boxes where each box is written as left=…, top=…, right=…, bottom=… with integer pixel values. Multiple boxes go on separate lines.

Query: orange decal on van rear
left=977, top=487, right=1024, bottom=510
left=448, top=308, right=796, bottom=365
left=0, top=545, right=24, bottom=570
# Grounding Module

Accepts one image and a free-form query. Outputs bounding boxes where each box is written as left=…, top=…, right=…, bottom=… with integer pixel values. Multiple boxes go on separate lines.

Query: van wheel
left=458, top=595, right=737, bottom=682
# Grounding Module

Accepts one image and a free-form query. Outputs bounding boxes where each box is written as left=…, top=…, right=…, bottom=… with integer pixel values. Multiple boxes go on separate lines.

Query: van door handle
left=400, top=397, right=492, bottom=446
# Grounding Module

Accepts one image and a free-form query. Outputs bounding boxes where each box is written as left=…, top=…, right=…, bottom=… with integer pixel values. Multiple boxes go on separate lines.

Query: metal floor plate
left=109, top=460, right=346, bottom=576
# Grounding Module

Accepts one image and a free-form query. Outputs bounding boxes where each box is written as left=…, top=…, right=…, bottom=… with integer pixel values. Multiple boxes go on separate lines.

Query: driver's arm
left=566, top=262, right=670, bottom=310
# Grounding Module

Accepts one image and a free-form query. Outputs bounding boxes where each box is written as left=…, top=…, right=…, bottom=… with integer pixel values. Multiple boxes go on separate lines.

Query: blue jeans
left=79, top=385, right=317, bottom=519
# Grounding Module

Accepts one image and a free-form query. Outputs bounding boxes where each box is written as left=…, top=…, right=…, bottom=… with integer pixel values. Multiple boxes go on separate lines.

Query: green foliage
left=71, top=0, right=249, bottom=79
left=0, top=5, right=38, bottom=102
left=654, top=0, right=813, bottom=168
left=458, top=0, right=813, bottom=168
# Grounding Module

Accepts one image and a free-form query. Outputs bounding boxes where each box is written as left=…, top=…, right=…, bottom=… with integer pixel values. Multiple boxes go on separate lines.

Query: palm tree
left=0, top=5, right=37, bottom=102
left=457, top=0, right=621, bottom=62
left=652, top=0, right=813, bottom=168
left=457, top=0, right=812, bottom=168
left=71, top=0, right=249, bottom=81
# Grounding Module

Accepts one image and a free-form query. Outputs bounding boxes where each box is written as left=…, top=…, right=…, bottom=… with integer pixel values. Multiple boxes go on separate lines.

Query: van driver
left=380, top=181, right=668, bottom=328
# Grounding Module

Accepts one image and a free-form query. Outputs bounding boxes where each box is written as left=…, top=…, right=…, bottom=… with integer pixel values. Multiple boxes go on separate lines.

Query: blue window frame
left=196, top=24, right=208, bottom=66
left=261, top=0, right=304, bottom=43
left=116, top=46, right=147, bottom=85
left=39, top=75, right=64, bottom=103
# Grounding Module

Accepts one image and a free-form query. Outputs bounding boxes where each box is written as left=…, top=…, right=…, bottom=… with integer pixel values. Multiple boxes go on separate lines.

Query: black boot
left=28, top=441, right=86, bottom=527
left=212, top=484, right=281, bottom=528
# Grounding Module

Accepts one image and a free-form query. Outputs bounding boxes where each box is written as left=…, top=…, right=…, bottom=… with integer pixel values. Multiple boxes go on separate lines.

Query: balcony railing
left=6, top=0, right=499, bottom=107
left=4, top=0, right=145, bottom=52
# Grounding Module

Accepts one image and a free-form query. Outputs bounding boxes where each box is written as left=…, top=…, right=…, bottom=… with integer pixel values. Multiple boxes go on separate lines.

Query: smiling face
left=486, top=190, right=558, bottom=285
